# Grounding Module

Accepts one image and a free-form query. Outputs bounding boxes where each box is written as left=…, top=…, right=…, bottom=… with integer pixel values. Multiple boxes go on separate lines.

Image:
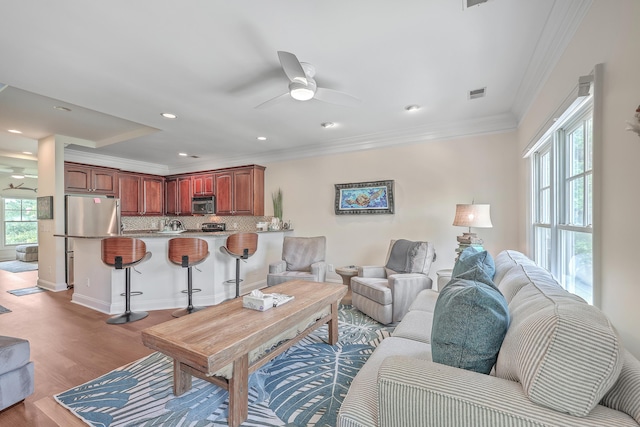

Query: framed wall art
left=37, top=196, right=54, bottom=220
left=334, top=180, right=394, bottom=215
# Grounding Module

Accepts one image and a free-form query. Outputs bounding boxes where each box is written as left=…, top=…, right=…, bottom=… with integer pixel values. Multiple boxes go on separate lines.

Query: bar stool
left=168, top=237, right=210, bottom=317
left=220, top=233, right=258, bottom=298
left=101, top=237, right=152, bottom=324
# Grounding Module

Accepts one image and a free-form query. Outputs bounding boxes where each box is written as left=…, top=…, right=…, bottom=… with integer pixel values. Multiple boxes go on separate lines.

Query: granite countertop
left=55, top=229, right=292, bottom=239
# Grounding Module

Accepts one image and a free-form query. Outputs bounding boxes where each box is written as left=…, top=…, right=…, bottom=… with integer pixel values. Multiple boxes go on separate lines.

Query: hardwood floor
left=0, top=268, right=176, bottom=426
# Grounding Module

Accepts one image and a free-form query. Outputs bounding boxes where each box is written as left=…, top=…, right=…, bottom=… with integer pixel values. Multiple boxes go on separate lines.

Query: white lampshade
left=452, top=204, right=493, bottom=229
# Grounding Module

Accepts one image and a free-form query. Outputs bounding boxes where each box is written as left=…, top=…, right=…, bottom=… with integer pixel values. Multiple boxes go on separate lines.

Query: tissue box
left=243, top=294, right=273, bottom=311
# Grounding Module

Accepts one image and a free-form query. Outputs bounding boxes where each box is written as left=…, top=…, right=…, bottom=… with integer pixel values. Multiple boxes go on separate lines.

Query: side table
left=436, top=268, right=453, bottom=291
left=335, top=265, right=359, bottom=305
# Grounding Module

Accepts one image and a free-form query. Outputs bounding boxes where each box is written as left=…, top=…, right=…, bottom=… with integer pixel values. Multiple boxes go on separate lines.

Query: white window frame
left=2, top=196, right=38, bottom=247
left=531, top=98, right=594, bottom=304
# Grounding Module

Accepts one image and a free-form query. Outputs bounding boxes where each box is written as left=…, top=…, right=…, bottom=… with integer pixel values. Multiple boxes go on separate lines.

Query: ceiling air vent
left=190, top=155, right=200, bottom=159
left=464, top=0, right=488, bottom=9
left=468, top=87, right=486, bottom=100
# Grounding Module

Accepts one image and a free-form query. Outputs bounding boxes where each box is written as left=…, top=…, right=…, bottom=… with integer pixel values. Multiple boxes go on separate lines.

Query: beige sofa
left=338, top=250, right=640, bottom=427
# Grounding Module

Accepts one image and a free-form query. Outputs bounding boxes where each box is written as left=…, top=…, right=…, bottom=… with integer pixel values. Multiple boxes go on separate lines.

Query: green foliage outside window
left=4, top=198, right=38, bottom=245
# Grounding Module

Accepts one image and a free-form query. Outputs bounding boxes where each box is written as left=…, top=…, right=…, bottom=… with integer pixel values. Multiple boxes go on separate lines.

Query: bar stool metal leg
left=172, top=265, right=204, bottom=317
left=107, top=267, right=149, bottom=324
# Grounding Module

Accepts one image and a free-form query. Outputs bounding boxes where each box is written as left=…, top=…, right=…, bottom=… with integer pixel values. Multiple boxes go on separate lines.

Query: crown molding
left=511, top=0, right=592, bottom=122
left=67, top=113, right=518, bottom=176
left=64, top=149, right=170, bottom=175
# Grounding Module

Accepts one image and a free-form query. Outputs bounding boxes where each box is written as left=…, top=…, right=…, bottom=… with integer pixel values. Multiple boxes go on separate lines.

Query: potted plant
left=272, top=188, right=283, bottom=228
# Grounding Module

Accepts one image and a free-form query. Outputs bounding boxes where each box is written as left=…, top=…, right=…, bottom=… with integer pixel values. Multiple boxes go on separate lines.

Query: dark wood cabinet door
left=165, top=179, right=178, bottom=215
left=91, top=169, right=118, bottom=196
left=65, top=165, right=91, bottom=193
left=119, top=174, right=142, bottom=215
left=232, top=169, right=254, bottom=215
left=143, top=177, right=164, bottom=216
left=192, top=174, right=214, bottom=196
left=214, top=171, right=233, bottom=215
left=177, top=177, right=192, bottom=215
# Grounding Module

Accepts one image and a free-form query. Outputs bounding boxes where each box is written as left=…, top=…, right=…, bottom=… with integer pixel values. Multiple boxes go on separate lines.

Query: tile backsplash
left=121, top=215, right=284, bottom=232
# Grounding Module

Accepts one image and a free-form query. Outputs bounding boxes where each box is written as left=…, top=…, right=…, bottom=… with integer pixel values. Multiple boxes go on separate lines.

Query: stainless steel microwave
left=192, top=196, right=215, bottom=215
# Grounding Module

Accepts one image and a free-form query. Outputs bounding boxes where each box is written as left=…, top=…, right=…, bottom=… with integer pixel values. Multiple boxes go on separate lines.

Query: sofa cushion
left=0, top=336, right=31, bottom=374
left=430, top=267, right=509, bottom=374
left=407, top=289, right=439, bottom=313
left=600, top=349, right=640, bottom=424
left=451, top=247, right=495, bottom=279
left=496, top=269, right=624, bottom=417
left=392, top=310, right=433, bottom=344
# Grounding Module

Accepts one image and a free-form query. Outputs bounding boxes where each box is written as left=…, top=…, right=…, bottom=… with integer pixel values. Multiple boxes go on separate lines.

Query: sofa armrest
left=310, top=261, right=327, bottom=282
left=387, top=274, right=432, bottom=322
left=269, top=260, right=286, bottom=274
left=358, top=265, right=386, bottom=278
left=377, top=356, right=636, bottom=427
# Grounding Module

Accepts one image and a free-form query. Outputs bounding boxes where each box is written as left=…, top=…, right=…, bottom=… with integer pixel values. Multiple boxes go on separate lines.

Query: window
left=532, top=103, right=593, bottom=304
left=3, top=198, right=38, bottom=246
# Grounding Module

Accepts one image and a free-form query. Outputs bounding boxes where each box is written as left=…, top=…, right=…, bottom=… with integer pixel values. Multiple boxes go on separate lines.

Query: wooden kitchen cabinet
left=119, top=172, right=164, bottom=216
left=64, top=162, right=118, bottom=196
left=214, top=165, right=264, bottom=216
left=192, top=173, right=214, bottom=196
left=165, top=176, right=192, bottom=215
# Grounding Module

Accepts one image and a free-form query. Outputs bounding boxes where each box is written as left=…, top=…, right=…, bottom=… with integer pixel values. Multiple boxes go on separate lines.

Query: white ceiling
left=0, top=0, right=592, bottom=177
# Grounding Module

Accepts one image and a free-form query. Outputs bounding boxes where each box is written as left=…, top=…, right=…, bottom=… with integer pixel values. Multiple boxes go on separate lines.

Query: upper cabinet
left=165, top=176, right=192, bottom=216
left=64, top=163, right=118, bottom=196
left=192, top=173, right=214, bottom=197
left=214, top=165, right=265, bottom=216
left=119, top=173, right=164, bottom=216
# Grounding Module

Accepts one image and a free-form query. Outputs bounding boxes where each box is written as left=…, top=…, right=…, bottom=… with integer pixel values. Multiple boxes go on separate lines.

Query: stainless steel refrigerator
left=65, top=195, right=121, bottom=287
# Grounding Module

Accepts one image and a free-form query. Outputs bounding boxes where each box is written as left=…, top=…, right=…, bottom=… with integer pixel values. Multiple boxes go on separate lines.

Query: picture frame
left=37, top=196, right=54, bottom=220
left=334, top=180, right=394, bottom=215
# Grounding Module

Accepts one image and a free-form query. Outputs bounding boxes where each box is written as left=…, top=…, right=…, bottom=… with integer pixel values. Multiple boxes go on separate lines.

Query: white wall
left=264, top=131, right=519, bottom=286
left=517, top=0, right=640, bottom=358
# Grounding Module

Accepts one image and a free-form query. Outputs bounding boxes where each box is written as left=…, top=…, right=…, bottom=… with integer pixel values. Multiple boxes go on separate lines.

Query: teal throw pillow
left=431, top=266, right=509, bottom=374
left=452, top=247, right=495, bottom=280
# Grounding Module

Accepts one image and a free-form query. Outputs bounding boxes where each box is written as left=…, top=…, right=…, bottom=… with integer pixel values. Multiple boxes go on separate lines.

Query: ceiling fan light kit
left=256, top=51, right=361, bottom=109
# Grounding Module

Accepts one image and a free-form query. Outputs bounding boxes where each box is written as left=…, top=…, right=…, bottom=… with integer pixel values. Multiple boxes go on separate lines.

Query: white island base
left=71, top=231, right=289, bottom=315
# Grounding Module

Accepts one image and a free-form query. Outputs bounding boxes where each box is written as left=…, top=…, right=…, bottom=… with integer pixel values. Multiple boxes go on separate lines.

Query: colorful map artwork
left=339, top=186, right=389, bottom=210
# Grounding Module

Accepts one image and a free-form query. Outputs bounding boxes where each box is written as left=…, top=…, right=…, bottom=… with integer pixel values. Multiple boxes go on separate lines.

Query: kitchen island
left=66, top=230, right=291, bottom=315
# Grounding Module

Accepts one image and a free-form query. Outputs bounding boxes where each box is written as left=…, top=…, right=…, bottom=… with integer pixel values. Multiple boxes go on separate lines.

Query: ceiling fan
left=255, top=51, right=361, bottom=109
left=0, top=167, right=38, bottom=179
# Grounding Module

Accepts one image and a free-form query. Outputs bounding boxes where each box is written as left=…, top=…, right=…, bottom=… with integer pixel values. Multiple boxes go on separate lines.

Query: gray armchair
left=267, top=236, right=327, bottom=286
left=351, top=239, right=436, bottom=324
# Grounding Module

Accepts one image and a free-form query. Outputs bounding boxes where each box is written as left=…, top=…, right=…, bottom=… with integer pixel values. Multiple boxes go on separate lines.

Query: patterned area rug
left=55, top=306, right=393, bottom=426
left=0, top=260, right=38, bottom=273
left=0, top=305, right=11, bottom=314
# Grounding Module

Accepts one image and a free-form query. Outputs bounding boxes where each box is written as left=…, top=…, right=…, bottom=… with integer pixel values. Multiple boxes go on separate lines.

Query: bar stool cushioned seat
left=168, top=237, right=210, bottom=317
left=220, top=233, right=258, bottom=299
left=0, top=335, right=34, bottom=410
left=101, top=237, right=152, bottom=324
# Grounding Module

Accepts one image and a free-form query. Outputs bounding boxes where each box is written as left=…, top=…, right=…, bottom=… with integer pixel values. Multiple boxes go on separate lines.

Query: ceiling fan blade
left=314, top=87, right=362, bottom=107
left=277, top=51, right=307, bottom=84
left=255, top=92, right=290, bottom=109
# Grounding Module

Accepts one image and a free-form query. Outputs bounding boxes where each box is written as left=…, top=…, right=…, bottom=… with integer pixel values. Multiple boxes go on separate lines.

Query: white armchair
left=351, top=239, right=436, bottom=324
left=267, top=236, right=327, bottom=286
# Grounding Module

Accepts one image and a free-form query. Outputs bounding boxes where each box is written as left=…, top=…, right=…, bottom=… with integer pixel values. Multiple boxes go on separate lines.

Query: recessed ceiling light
left=161, top=113, right=177, bottom=119
left=53, top=105, right=72, bottom=112
left=257, top=136, right=267, bottom=141
left=404, top=105, right=420, bottom=112
left=321, top=122, right=335, bottom=128
left=11, top=174, right=25, bottom=179
left=8, top=129, right=22, bottom=134
left=178, top=152, right=188, bottom=156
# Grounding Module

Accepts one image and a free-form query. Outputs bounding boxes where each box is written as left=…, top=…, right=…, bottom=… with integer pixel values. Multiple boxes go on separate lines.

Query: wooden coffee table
left=141, top=280, right=346, bottom=427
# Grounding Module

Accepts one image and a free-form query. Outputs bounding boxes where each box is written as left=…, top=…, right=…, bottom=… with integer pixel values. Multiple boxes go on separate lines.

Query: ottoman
left=0, top=336, right=34, bottom=410
left=15, top=244, right=38, bottom=262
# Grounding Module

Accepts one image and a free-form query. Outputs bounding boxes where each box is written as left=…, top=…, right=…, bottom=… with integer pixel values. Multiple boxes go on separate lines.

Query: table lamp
left=452, top=203, right=492, bottom=258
